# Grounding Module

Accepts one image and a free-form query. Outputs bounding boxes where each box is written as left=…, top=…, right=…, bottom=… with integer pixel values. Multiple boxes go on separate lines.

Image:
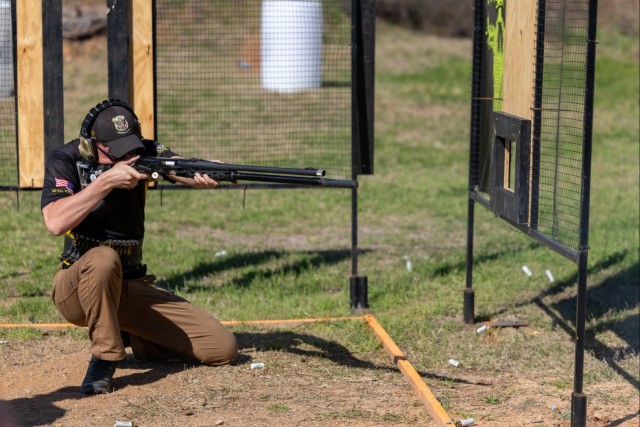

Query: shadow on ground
left=156, top=248, right=359, bottom=293
left=503, top=250, right=639, bottom=391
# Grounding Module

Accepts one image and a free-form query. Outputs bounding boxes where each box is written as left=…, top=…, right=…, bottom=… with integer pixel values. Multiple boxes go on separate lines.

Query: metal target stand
left=465, top=1, right=599, bottom=426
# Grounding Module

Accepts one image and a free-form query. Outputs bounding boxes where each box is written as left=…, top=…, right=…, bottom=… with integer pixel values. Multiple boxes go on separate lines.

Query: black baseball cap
left=91, top=105, right=144, bottom=159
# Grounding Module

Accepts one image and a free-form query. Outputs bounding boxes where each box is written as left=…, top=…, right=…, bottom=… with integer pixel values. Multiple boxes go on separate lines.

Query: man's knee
left=201, top=333, right=238, bottom=366
left=219, top=334, right=239, bottom=364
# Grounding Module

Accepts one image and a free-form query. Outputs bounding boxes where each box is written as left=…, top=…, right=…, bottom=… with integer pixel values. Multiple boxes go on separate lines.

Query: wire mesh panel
left=0, top=0, right=16, bottom=188
left=469, top=0, right=595, bottom=257
left=154, top=0, right=352, bottom=179
left=532, top=0, right=591, bottom=252
left=468, top=0, right=487, bottom=194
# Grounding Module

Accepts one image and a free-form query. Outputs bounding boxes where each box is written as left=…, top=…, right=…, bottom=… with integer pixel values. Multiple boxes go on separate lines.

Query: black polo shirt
left=41, top=139, right=177, bottom=241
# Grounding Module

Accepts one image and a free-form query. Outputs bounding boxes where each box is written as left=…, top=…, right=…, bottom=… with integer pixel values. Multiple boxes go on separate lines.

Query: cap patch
left=112, top=115, right=130, bottom=133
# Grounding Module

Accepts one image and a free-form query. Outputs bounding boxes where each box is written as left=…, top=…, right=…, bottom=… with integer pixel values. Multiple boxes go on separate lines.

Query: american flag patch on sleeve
left=55, top=178, right=74, bottom=195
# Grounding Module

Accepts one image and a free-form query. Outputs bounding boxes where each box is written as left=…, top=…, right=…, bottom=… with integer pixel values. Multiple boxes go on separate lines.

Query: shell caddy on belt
left=60, top=231, right=146, bottom=280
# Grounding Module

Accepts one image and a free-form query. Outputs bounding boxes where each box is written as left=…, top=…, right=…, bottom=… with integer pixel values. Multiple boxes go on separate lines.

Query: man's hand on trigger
left=108, top=155, right=148, bottom=190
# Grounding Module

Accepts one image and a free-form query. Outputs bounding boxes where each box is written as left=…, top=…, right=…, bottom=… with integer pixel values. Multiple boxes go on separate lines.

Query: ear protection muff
left=78, top=99, right=141, bottom=162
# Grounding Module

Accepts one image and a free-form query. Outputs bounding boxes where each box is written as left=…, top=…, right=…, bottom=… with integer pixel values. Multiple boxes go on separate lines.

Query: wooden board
left=131, top=0, right=155, bottom=140
left=16, top=0, right=44, bottom=188
left=501, top=0, right=537, bottom=225
left=502, top=0, right=537, bottom=121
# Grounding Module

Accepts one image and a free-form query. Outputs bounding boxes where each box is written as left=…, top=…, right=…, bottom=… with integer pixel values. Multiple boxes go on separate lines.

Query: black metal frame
left=463, top=0, right=486, bottom=323
left=570, top=1, right=599, bottom=424
left=107, top=0, right=129, bottom=103
left=466, top=1, right=598, bottom=425
left=349, top=0, right=375, bottom=312
left=42, top=1, right=64, bottom=161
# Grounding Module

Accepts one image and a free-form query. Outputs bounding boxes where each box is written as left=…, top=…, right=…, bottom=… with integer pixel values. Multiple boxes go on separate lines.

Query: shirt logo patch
left=112, top=115, right=130, bottom=133
left=55, top=177, right=74, bottom=195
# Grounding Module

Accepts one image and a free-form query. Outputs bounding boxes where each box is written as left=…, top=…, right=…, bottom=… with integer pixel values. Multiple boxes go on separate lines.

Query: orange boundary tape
left=1, top=315, right=455, bottom=425
left=0, top=316, right=363, bottom=330
left=221, top=316, right=364, bottom=327
left=0, top=323, right=75, bottom=330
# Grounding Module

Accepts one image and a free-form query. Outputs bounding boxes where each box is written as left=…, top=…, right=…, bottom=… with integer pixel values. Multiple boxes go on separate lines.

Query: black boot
left=80, top=356, right=116, bottom=394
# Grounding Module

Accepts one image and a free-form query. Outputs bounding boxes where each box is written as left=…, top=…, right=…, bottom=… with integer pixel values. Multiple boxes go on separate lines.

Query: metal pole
left=107, top=0, right=129, bottom=102
left=530, top=0, right=546, bottom=231
left=350, top=179, right=369, bottom=312
left=464, top=199, right=475, bottom=323
left=464, top=0, right=486, bottom=324
left=349, top=0, right=368, bottom=312
left=351, top=178, right=358, bottom=278
left=571, top=251, right=588, bottom=426
left=571, top=1, right=598, bottom=425
left=42, top=0, right=64, bottom=158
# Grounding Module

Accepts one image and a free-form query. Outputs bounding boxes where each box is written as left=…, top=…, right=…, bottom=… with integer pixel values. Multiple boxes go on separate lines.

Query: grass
left=1, top=14, right=638, bottom=424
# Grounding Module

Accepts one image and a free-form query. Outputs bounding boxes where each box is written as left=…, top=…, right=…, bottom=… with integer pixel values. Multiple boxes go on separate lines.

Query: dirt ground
left=1, top=325, right=638, bottom=427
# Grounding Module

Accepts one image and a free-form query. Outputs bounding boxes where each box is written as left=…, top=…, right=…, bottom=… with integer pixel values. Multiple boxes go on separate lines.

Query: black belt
left=60, top=233, right=146, bottom=279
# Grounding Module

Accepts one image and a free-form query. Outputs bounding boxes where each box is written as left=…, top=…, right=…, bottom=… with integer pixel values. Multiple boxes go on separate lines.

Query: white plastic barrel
left=0, top=0, right=13, bottom=98
left=260, top=0, right=323, bottom=93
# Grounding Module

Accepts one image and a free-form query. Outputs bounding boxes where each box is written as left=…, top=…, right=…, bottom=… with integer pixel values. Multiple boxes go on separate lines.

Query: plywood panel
left=16, top=0, right=44, bottom=188
left=131, top=0, right=154, bottom=140
left=502, top=0, right=537, bottom=121
left=502, top=0, right=537, bottom=226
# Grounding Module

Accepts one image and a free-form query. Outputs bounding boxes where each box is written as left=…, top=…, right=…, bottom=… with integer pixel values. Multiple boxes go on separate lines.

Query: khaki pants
left=52, top=246, right=237, bottom=364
